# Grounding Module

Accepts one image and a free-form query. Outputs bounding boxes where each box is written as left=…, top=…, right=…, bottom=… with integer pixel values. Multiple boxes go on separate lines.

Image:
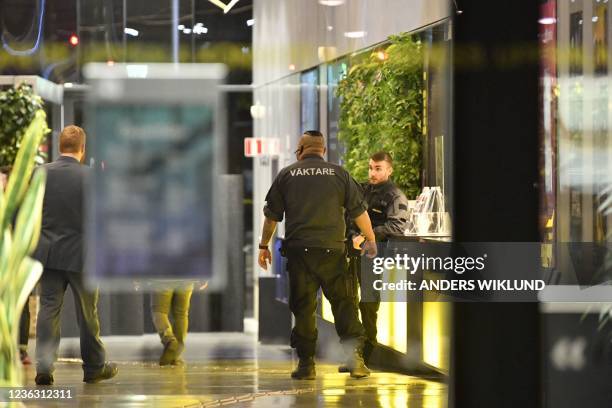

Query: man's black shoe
left=291, top=357, right=316, bottom=380
left=35, top=373, right=54, bottom=385
left=83, top=362, right=118, bottom=383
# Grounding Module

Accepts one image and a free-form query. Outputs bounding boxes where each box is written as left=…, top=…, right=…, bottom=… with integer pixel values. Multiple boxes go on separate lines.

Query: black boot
left=291, top=357, right=316, bottom=380
left=346, top=348, right=370, bottom=379
left=339, top=340, right=375, bottom=373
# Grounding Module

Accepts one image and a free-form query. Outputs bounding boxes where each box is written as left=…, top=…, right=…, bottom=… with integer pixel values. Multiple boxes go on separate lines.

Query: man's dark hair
left=303, top=130, right=323, bottom=137
left=370, top=151, right=393, bottom=166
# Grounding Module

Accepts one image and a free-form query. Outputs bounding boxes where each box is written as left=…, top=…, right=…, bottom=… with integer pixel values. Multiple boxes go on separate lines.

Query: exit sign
left=244, top=137, right=280, bottom=157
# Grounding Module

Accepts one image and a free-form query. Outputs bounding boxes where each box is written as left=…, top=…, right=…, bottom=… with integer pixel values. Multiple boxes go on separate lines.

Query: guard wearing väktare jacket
left=33, top=125, right=117, bottom=386
left=257, top=130, right=378, bottom=380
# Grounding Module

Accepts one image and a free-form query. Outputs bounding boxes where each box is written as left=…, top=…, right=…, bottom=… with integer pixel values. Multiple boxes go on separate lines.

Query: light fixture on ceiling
left=344, top=31, right=366, bottom=39
left=124, top=27, right=139, bottom=37
left=208, top=0, right=240, bottom=14
left=247, top=19, right=255, bottom=27
left=183, top=28, right=192, bottom=34
left=538, top=17, right=556, bottom=25
left=592, top=16, right=599, bottom=22
left=178, top=24, right=185, bottom=30
left=318, top=0, right=345, bottom=6
left=193, top=23, right=208, bottom=34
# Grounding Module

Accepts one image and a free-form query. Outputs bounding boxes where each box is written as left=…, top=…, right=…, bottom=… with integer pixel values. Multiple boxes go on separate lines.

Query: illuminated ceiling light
left=124, top=27, right=139, bottom=37
left=250, top=104, right=266, bottom=119
left=183, top=28, right=192, bottom=34
left=319, top=0, right=345, bottom=5
left=538, top=17, right=556, bottom=25
left=193, top=24, right=208, bottom=34
left=288, top=64, right=296, bottom=71
left=327, top=25, right=333, bottom=31
left=207, top=0, right=240, bottom=14
left=344, top=31, right=366, bottom=38
left=246, top=19, right=255, bottom=27
left=64, top=82, right=73, bottom=88
left=592, top=16, right=599, bottom=22
left=178, top=24, right=185, bottom=30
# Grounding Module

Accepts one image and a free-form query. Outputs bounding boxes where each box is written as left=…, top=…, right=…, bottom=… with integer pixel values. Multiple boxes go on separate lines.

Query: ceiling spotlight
left=592, top=16, right=599, bottom=22
left=344, top=31, right=366, bottom=39
left=183, top=28, right=192, bottom=34
left=178, top=24, right=185, bottom=30
left=247, top=19, right=255, bottom=27
left=193, top=25, right=208, bottom=35
left=319, top=0, right=345, bottom=5
left=124, top=27, right=139, bottom=37
left=538, top=17, right=556, bottom=25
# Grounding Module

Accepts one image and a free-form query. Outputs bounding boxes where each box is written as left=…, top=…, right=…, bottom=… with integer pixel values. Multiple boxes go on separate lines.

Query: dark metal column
left=451, top=1, right=541, bottom=407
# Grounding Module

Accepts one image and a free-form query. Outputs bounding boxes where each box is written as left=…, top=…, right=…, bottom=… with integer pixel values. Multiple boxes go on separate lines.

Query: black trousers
left=36, top=268, right=106, bottom=375
left=19, top=294, right=31, bottom=348
left=286, top=247, right=365, bottom=359
left=350, top=255, right=380, bottom=359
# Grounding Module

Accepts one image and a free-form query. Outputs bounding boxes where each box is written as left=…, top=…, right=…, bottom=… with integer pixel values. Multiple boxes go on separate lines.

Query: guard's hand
left=258, top=248, right=272, bottom=270
left=361, top=240, right=377, bottom=258
left=352, top=234, right=365, bottom=250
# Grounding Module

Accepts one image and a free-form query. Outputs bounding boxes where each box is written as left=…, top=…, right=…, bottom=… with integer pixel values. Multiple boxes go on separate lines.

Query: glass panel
left=300, top=68, right=319, bottom=133
left=327, top=58, right=349, bottom=165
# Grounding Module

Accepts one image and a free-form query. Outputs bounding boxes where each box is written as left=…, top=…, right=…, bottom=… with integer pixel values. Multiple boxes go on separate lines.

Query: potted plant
left=0, top=93, right=48, bottom=386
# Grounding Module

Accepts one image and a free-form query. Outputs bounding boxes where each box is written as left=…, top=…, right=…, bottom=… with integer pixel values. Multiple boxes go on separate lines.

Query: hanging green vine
left=337, top=32, right=424, bottom=198
left=0, top=83, right=47, bottom=168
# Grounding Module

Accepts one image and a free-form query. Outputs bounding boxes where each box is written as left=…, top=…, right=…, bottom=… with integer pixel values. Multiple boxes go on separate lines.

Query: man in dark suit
left=34, top=125, right=117, bottom=385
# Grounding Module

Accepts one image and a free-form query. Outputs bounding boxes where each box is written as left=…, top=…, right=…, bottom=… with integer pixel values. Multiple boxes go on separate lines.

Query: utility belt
left=280, top=240, right=345, bottom=257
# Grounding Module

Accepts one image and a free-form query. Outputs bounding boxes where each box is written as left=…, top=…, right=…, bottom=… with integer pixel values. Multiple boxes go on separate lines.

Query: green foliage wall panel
left=337, top=33, right=424, bottom=198
left=0, top=84, right=47, bottom=168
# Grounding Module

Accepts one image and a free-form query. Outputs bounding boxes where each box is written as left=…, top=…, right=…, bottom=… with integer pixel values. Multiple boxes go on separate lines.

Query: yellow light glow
left=423, top=302, right=451, bottom=371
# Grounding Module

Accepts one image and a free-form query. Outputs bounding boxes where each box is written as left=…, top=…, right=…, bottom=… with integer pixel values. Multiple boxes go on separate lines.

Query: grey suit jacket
left=33, top=155, right=90, bottom=273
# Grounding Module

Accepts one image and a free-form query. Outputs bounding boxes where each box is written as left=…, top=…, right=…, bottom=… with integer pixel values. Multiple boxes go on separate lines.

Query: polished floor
left=20, top=330, right=447, bottom=407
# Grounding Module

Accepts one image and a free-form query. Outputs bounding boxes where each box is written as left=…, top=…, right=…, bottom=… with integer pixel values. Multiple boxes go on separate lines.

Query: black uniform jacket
left=264, top=154, right=366, bottom=249
left=347, top=180, right=409, bottom=242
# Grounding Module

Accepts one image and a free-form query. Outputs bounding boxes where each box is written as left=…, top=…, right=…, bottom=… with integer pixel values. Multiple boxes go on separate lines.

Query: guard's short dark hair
left=303, top=130, right=323, bottom=137
left=370, top=151, right=393, bottom=166
left=59, top=125, right=86, bottom=153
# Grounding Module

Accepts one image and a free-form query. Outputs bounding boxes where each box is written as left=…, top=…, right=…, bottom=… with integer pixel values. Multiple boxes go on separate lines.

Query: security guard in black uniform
left=343, top=151, right=409, bottom=369
left=257, top=130, right=378, bottom=380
